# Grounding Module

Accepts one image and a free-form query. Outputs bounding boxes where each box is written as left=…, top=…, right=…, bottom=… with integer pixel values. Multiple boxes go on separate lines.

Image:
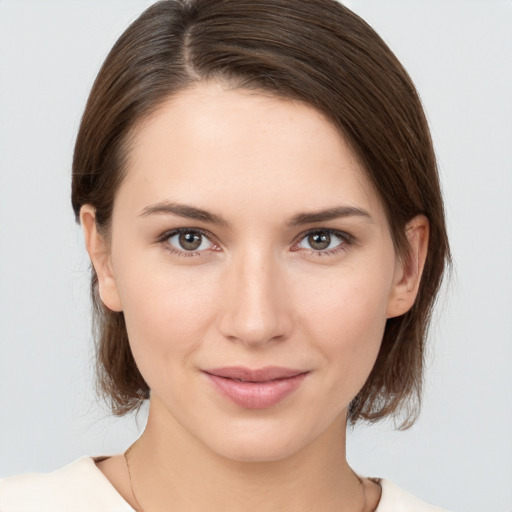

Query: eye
left=164, top=229, right=215, bottom=253
left=294, top=229, right=350, bottom=254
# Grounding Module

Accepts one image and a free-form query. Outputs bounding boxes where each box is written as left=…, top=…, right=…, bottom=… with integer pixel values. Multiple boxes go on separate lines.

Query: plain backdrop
left=0, top=1, right=511, bottom=511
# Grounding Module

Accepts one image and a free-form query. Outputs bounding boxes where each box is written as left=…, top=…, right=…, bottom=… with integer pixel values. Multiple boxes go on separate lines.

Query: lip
left=204, top=366, right=309, bottom=410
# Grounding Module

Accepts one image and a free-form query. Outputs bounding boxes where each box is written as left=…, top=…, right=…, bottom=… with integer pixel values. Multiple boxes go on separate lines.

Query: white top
left=0, top=456, right=449, bottom=511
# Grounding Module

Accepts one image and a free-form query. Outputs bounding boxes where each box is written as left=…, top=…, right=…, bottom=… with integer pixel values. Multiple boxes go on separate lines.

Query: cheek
left=113, top=257, right=219, bottom=379
left=295, top=264, right=393, bottom=388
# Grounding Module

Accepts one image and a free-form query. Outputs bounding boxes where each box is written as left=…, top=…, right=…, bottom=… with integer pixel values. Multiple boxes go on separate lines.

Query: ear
left=386, top=215, right=429, bottom=319
left=80, top=205, right=123, bottom=312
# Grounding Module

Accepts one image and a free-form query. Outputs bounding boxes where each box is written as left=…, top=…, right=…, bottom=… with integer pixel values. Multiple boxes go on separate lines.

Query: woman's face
left=84, top=82, right=419, bottom=462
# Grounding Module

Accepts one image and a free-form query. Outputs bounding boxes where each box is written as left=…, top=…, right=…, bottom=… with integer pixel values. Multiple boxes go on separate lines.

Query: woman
left=0, top=0, right=451, bottom=510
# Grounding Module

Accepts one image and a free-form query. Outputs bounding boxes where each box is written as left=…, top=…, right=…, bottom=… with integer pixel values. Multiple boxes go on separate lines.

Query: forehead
left=118, top=81, right=385, bottom=224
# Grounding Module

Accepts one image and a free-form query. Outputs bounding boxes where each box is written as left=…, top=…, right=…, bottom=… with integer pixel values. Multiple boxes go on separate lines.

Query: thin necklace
left=124, top=443, right=369, bottom=512
left=124, top=443, right=145, bottom=512
left=354, top=471, right=369, bottom=512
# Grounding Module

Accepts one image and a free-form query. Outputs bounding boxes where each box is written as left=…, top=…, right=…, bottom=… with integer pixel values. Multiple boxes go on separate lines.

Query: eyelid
left=291, top=228, right=355, bottom=254
left=155, top=227, right=355, bottom=258
left=156, top=227, right=219, bottom=256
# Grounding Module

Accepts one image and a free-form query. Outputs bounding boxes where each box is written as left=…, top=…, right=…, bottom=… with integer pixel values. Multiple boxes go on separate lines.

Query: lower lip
left=206, top=373, right=308, bottom=410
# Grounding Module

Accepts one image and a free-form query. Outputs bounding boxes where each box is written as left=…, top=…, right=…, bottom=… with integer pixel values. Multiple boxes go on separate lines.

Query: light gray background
left=0, top=1, right=511, bottom=511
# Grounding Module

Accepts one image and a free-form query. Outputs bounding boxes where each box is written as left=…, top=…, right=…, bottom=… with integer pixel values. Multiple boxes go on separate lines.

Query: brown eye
left=295, top=230, right=348, bottom=253
left=165, top=230, right=214, bottom=253
left=179, top=231, right=203, bottom=250
left=308, top=232, right=331, bottom=250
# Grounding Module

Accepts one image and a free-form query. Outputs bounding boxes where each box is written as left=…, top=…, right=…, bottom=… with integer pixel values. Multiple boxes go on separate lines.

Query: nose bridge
left=219, top=243, right=292, bottom=346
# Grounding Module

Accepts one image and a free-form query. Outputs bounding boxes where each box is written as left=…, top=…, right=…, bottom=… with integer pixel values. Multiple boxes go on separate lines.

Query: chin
left=216, top=438, right=304, bottom=464
left=202, top=418, right=322, bottom=464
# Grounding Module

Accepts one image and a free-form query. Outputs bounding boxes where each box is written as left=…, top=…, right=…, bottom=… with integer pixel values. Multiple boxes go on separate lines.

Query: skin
left=81, top=81, right=429, bottom=512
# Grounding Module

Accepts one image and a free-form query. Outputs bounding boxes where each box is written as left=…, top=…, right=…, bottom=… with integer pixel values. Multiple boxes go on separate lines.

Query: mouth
left=203, top=366, right=309, bottom=409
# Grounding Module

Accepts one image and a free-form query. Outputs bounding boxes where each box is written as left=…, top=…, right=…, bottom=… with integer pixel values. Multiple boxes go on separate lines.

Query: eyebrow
left=139, top=201, right=230, bottom=227
left=287, top=206, right=373, bottom=226
left=138, top=201, right=372, bottom=227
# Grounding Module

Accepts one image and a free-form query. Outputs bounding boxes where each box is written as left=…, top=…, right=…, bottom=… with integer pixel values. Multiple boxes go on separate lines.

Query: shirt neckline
left=85, top=455, right=389, bottom=511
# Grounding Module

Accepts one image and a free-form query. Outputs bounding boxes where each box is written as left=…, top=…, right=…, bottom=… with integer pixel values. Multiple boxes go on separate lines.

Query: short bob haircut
left=71, top=0, right=450, bottom=427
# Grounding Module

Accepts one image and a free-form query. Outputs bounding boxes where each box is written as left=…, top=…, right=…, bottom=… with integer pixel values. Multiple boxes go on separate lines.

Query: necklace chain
left=354, top=470, right=369, bottom=512
left=123, top=442, right=369, bottom=512
left=124, top=443, right=145, bottom=512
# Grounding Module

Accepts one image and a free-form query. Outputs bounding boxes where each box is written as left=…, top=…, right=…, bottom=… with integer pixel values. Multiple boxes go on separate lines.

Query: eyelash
left=292, top=228, right=354, bottom=257
left=156, top=228, right=354, bottom=258
left=156, top=228, right=217, bottom=257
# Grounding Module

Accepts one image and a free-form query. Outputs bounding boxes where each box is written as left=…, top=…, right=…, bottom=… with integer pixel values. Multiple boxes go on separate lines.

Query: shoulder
left=0, top=457, right=133, bottom=512
left=376, top=479, right=451, bottom=512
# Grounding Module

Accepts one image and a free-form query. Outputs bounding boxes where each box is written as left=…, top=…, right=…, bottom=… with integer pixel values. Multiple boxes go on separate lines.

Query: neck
left=126, top=398, right=367, bottom=512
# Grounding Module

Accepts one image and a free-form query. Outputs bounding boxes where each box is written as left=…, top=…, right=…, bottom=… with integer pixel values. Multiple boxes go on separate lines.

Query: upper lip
left=204, top=366, right=308, bottom=382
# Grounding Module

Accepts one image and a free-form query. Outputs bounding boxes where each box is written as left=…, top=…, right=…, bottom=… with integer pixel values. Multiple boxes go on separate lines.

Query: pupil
left=179, top=232, right=202, bottom=250
left=309, top=232, right=330, bottom=250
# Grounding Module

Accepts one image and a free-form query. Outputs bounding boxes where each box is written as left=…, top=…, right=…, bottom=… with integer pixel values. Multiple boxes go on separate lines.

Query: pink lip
left=204, top=366, right=309, bottom=409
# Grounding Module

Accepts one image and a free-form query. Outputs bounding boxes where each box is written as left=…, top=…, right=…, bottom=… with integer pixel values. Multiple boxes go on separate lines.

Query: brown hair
left=72, top=0, right=450, bottom=426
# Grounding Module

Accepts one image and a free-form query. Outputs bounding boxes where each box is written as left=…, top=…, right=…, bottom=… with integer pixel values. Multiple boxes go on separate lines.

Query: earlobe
left=386, top=215, right=429, bottom=319
left=80, top=205, right=123, bottom=312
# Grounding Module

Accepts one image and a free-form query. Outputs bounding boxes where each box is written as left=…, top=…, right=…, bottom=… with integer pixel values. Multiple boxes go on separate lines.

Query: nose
left=218, top=247, right=294, bottom=348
